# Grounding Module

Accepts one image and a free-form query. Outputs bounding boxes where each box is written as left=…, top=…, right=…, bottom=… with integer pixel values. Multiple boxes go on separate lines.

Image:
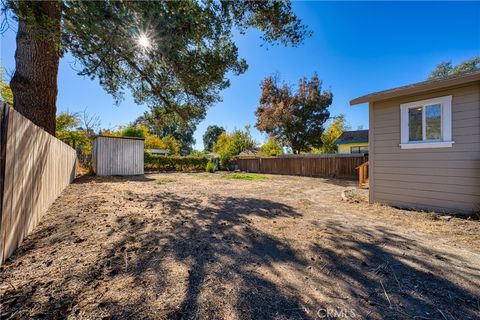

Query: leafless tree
left=79, top=108, right=101, bottom=138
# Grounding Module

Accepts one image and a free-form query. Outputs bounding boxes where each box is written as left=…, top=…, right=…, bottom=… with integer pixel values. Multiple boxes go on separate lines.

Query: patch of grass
left=155, top=178, right=176, bottom=184
left=223, top=173, right=268, bottom=181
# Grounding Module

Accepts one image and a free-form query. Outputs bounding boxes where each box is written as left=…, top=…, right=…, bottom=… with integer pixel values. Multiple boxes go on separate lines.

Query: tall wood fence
left=0, top=105, right=76, bottom=264
left=236, top=154, right=368, bottom=180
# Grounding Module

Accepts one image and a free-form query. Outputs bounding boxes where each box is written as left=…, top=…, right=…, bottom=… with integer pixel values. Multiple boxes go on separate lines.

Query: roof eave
left=350, top=72, right=480, bottom=106
left=335, top=140, right=368, bottom=145
left=95, top=135, right=145, bottom=141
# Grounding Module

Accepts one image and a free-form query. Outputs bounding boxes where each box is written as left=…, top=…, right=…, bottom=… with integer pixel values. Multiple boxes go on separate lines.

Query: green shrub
left=213, top=126, right=256, bottom=169
left=205, top=160, right=216, bottom=173
left=144, top=152, right=209, bottom=172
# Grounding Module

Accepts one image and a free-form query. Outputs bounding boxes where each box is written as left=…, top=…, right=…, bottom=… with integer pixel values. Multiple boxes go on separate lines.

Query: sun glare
left=137, top=33, right=152, bottom=51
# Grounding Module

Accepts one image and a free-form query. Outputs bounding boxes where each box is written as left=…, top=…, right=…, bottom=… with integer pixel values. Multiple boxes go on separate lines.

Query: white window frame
left=400, top=95, right=454, bottom=149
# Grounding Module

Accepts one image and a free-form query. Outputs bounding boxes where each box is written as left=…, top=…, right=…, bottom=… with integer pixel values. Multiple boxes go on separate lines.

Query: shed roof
left=350, top=71, right=480, bottom=105
left=335, top=130, right=369, bottom=144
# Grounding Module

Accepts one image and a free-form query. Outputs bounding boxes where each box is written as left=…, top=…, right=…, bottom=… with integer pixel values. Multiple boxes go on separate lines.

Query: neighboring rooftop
left=238, top=149, right=261, bottom=157
left=335, top=130, right=369, bottom=144
left=350, top=71, right=480, bottom=105
left=149, top=149, right=170, bottom=155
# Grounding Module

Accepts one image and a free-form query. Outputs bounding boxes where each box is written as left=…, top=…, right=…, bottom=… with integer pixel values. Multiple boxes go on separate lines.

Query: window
left=350, top=146, right=368, bottom=154
left=400, top=96, right=454, bottom=149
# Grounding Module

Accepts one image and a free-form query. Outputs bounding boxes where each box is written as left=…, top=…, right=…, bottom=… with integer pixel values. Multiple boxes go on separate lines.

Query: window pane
left=408, top=107, right=423, bottom=141
left=426, top=104, right=441, bottom=140
left=359, top=146, right=368, bottom=154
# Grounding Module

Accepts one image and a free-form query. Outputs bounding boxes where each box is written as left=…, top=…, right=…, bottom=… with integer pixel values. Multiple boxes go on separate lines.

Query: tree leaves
left=255, top=74, right=332, bottom=153
left=428, top=56, right=480, bottom=80
left=59, top=0, right=310, bottom=123
left=213, top=126, right=256, bottom=168
left=203, top=125, right=225, bottom=151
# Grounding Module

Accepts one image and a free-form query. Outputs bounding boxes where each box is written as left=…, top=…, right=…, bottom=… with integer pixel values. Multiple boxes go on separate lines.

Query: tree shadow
left=1, top=191, right=313, bottom=319
left=72, top=175, right=156, bottom=184
left=307, top=220, right=480, bottom=319
left=1, top=181, right=479, bottom=319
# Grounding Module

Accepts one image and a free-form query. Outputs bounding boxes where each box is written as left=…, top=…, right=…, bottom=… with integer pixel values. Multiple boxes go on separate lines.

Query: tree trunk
left=10, top=1, right=61, bottom=136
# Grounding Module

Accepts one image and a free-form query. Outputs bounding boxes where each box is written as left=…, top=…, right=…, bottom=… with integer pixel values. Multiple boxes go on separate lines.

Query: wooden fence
left=236, top=154, right=368, bottom=180
left=0, top=105, right=76, bottom=264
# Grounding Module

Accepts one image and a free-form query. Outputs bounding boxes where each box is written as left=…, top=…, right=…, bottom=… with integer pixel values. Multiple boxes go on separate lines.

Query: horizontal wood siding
left=93, top=136, right=144, bottom=176
left=1, top=107, right=76, bottom=264
left=237, top=155, right=367, bottom=179
left=371, top=83, right=480, bottom=213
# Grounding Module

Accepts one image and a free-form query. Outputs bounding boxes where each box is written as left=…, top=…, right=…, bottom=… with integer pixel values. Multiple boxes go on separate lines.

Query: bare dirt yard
left=1, top=173, right=479, bottom=320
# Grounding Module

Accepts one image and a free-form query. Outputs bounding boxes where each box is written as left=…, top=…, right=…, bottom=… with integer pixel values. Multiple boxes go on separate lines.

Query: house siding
left=371, top=83, right=480, bottom=213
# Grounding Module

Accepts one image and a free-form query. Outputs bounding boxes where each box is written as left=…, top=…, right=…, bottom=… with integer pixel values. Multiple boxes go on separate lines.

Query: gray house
left=351, top=71, right=480, bottom=214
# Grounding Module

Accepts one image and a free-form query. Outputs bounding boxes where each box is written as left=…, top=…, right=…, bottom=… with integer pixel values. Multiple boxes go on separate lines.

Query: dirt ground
left=1, top=173, right=479, bottom=320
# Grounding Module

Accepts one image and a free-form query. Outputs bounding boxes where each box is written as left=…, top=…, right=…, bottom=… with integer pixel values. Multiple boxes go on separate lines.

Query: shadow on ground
left=1, top=176, right=479, bottom=320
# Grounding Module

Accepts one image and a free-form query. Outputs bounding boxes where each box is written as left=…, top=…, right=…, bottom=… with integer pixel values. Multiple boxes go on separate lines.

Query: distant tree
left=0, top=66, right=13, bottom=105
left=188, top=149, right=209, bottom=157
left=162, top=135, right=181, bottom=156
left=428, top=56, right=480, bottom=80
left=135, top=108, right=197, bottom=155
left=6, top=1, right=310, bottom=135
left=56, top=111, right=90, bottom=157
left=120, top=124, right=147, bottom=138
left=56, top=109, right=100, bottom=166
left=230, top=125, right=257, bottom=155
left=99, top=129, right=120, bottom=137
left=313, top=114, right=350, bottom=154
left=261, top=138, right=283, bottom=156
left=144, top=135, right=166, bottom=150
left=213, top=126, right=256, bottom=168
left=79, top=108, right=101, bottom=138
left=203, top=125, right=225, bottom=151
left=56, top=111, right=80, bottom=132
left=212, top=131, right=235, bottom=169
left=120, top=123, right=181, bottom=155
left=255, top=74, right=332, bottom=153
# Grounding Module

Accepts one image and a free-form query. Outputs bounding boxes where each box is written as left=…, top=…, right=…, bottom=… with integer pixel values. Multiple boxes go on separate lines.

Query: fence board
left=237, top=155, right=367, bottom=180
left=0, top=106, right=76, bottom=264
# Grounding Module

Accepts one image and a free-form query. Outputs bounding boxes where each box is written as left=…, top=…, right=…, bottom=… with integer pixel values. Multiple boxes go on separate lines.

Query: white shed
left=92, top=136, right=144, bottom=176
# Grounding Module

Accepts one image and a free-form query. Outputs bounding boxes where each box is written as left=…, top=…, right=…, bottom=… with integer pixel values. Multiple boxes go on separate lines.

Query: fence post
left=301, top=156, right=305, bottom=176
left=0, top=103, right=9, bottom=256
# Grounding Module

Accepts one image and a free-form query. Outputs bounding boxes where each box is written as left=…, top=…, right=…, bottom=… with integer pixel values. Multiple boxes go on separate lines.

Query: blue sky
left=1, top=1, right=479, bottom=150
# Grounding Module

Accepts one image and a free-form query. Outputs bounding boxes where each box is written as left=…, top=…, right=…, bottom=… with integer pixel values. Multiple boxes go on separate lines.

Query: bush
left=144, top=152, right=209, bottom=172
left=205, top=160, right=216, bottom=173
left=213, top=126, right=256, bottom=169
